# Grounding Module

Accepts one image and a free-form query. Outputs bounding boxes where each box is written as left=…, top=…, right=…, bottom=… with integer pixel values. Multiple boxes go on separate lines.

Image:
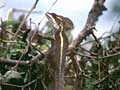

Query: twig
left=93, top=65, right=120, bottom=85
left=81, top=29, right=120, bottom=46
left=76, top=53, right=96, bottom=59
left=29, top=0, right=59, bottom=43
left=27, top=0, right=58, bottom=47
left=0, top=53, right=44, bottom=66
left=91, top=31, right=102, bottom=48
left=13, top=0, right=39, bottom=40
left=41, top=80, right=48, bottom=90
left=77, top=51, right=120, bottom=60
left=11, top=49, right=28, bottom=70
left=38, top=0, right=59, bottom=25
left=109, top=14, right=120, bottom=34
left=0, top=58, right=29, bottom=66
left=108, top=65, right=120, bottom=74
left=98, top=52, right=120, bottom=59
left=0, top=82, right=22, bottom=88
left=6, top=29, right=22, bottom=39
left=78, top=47, right=97, bottom=56
left=69, top=54, right=82, bottom=74
left=0, top=39, right=17, bottom=43
left=13, top=8, right=43, bottom=14
left=21, top=79, right=37, bottom=90
left=93, top=74, right=109, bottom=85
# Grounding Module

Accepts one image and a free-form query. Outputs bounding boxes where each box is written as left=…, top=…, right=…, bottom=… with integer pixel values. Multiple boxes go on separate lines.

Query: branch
left=0, top=58, right=28, bottom=66
left=13, top=8, right=43, bottom=14
left=67, top=1, right=107, bottom=89
left=68, top=0, right=107, bottom=51
left=0, top=82, right=22, bottom=88
left=21, top=79, right=37, bottom=90
left=13, top=0, right=39, bottom=40
left=0, top=54, right=43, bottom=66
left=93, top=65, right=120, bottom=85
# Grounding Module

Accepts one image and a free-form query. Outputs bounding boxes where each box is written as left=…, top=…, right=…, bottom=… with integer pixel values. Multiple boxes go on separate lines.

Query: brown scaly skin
left=46, top=12, right=74, bottom=31
left=46, top=12, right=74, bottom=90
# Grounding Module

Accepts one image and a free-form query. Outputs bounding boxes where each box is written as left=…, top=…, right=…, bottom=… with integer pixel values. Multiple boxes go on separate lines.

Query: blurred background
left=0, top=0, right=120, bottom=38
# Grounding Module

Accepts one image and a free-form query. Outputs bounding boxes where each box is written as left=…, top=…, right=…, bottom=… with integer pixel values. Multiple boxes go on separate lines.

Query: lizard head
left=46, top=12, right=74, bottom=31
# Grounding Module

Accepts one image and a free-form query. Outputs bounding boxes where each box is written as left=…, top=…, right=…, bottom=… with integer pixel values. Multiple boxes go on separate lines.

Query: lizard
left=46, top=12, right=74, bottom=90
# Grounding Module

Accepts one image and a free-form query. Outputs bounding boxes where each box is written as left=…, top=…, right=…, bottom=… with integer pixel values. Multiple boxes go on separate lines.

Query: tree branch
left=0, top=54, right=43, bottom=66
left=68, top=0, right=107, bottom=51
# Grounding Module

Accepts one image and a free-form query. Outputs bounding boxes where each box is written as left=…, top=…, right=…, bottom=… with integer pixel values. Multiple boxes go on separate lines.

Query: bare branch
left=68, top=0, right=107, bottom=51
left=13, top=0, right=39, bottom=40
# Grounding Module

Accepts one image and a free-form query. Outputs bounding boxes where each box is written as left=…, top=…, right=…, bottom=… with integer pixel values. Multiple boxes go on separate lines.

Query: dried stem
left=13, top=0, right=39, bottom=40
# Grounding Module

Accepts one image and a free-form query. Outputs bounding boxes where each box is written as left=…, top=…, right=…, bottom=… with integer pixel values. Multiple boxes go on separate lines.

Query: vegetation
left=0, top=0, right=120, bottom=90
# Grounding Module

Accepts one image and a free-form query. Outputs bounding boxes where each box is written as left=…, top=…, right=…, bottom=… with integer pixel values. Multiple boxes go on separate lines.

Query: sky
left=0, top=0, right=117, bottom=38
